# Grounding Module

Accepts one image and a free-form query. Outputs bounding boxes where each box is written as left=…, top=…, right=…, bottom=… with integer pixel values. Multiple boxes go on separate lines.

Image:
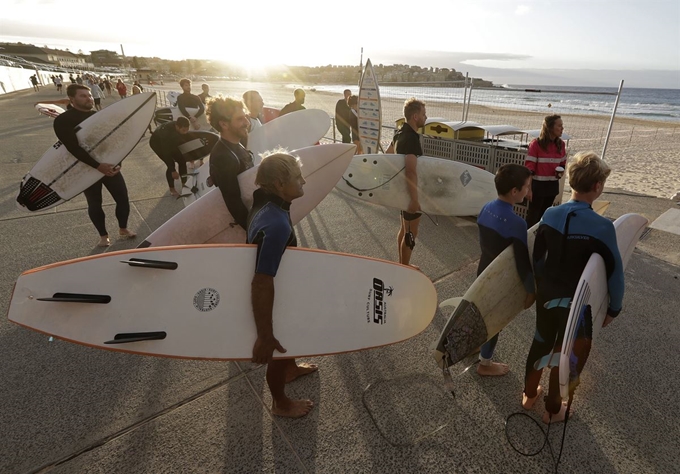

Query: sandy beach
left=1, top=84, right=679, bottom=473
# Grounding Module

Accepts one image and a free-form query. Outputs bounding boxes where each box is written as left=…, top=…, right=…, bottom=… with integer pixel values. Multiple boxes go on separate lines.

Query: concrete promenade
left=1, top=87, right=678, bottom=473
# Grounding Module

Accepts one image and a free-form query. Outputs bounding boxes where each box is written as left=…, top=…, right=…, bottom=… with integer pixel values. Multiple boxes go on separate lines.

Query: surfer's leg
left=103, top=174, right=134, bottom=237
left=523, top=302, right=557, bottom=398
left=267, top=360, right=314, bottom=418
left=83, top=180, right=108, bottom=237
left=399, top=213, right=421, bottom=266
left=477, top=334, right=509, bottom=376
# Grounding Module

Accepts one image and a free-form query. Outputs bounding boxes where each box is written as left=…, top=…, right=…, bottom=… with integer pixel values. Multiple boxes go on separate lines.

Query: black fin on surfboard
left=105, top=331, right=167, bottom=344
left=120, top=258, right=178, bottom=270
left=37, top=293, right=111, bottom=304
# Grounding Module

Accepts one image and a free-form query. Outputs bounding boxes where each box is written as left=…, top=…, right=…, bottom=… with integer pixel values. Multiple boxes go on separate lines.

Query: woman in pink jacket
left=524, top=114, right=567, bottom=227
left=116, top=79, right=127, bottom=99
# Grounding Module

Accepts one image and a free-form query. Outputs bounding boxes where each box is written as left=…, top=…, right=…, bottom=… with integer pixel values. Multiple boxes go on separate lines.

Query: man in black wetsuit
left=177, top=78, right=205, bottom=130
left=247, top=151, right=317, bottom=418
left=278, top=88, right=305, bottom=116
left=206, top=97, right=254, bottom=229
left=334, top=89, right=352, bottom=143
left=53, top=84, right=136, bottom=247
left=149, top=116, right=190, bottom=197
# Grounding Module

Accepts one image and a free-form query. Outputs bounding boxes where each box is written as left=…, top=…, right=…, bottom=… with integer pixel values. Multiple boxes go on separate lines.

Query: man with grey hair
left=247, top=150, right=317, bottom=418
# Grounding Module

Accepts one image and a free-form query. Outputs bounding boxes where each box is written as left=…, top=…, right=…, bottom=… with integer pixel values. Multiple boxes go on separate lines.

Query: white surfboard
left=166, top=91, right=180, bottom=107
left=432, top=201, right=611, bottom=368
left=336, top=154, right=497, bottom=216
left=17, top=92, right=156, bottom=212
left=558, top=213, right=648, bottom=399
left=7, top=246, right=438, bottom=360
left=181, top=108, right=332, bottom=205
left=35, top=103, right=66, bottom=118
left=139, top=143, right=356, bottom=247
left=358, top=59, right=381, bottom=154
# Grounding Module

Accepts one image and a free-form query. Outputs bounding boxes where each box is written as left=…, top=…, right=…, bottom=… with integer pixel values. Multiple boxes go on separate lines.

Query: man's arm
left=251, top=273, right=286, bottom=364
left=194, top=96, right=205, bottom=118
left=404, top=153, right=419, bottom=213
left=53, top=114, right=115, bottom=174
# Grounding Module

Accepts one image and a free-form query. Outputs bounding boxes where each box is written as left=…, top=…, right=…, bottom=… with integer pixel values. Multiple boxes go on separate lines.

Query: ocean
left=311, top=84, right=680, bottom=123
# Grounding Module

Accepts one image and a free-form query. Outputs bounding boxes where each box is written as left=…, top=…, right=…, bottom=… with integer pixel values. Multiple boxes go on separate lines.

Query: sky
left=1, top=0, right=679, bottom=88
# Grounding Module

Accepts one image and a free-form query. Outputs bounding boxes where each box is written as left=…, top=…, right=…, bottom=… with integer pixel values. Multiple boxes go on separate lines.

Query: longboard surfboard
left=336, top=154, right=497, bottom=216
left=358, top=59, right=381, bottom=154
left=181, top=108, right=332, bottom=206
left=17, top=92, right=156, bottom=212
left=432, top=200, right=611, bottom=368
left=139, top=143, right=356, bottom=247
left=558, top=213, right=648, bottom=399
left=7, top=246, right=438, bottom=360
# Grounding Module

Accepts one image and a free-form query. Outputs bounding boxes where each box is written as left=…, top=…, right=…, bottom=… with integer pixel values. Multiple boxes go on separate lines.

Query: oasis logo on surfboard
left=366, top=278, right=393, bottom=324
left=193, top=288, right=220, bottom=312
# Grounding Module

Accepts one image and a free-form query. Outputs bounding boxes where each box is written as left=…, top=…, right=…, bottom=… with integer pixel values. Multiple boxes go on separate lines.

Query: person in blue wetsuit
left=247, top=151, right=318, bottom=418
left=522, top=151, right=624, bottom=424
left=476, top=164, right=535, bottom=376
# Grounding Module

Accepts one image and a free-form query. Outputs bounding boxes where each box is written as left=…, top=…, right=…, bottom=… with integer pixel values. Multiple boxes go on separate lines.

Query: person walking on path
left=116, top=79, right=127, bottom=99
left=53, top=84, right=136, bottom=247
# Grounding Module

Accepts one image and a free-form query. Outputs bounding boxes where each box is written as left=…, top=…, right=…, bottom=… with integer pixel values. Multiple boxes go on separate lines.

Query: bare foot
left=285, top=362, right=318, bottom=384
left=170, top=189, right=180, bottom=197
left=522, top=385, right=543, bottom=410
left=119, top=229, right=137, bottom=239
left=543, top=402, right=568, bottom=424
left=477, top=361, right=510, bottom=376
left=272, top=398, right=314, bottom=418
left=97, top=236, right=111, bottom=247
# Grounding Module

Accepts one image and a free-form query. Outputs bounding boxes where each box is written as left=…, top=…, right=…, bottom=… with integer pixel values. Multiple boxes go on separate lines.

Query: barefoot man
left=522, top=152, right=624, bottom=424
left=248, top=151, right=318, bottom=418
left=391, top=98, right=427, bottom=266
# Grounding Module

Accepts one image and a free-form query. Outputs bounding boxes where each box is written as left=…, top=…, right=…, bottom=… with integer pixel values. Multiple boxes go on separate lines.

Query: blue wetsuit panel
left=533, top=200, right=624, bottom=315
left=247, top=189, right=296, bottom=277
left=477, top=199, right=534, bottom=294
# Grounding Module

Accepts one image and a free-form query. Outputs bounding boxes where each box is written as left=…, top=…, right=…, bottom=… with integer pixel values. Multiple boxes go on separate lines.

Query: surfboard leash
left=504, top=392, right=574, bottom=474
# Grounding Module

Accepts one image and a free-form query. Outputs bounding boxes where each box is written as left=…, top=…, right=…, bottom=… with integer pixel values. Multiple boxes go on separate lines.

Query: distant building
left=0, top=43, right=88, bottom=69
left=90, top=50, right=123, bottom=68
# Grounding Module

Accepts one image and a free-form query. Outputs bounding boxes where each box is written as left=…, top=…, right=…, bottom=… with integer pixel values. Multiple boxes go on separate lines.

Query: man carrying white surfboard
left=206, top=97, right=254, bottom=230
left=247, top=151, right=317, bottom=418
left=390, top=98, right=427, bottom=266
left=177, top=78, right=205, bottom=131
left=522, top=152, right=624, bottom=423
left=53, top=84, right=136, bottom=247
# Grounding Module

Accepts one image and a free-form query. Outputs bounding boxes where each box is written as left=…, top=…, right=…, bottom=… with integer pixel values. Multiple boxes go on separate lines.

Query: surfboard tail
left=16, top=176, right=62, bottom=211
left=433, top=299, right=488, bottom=368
